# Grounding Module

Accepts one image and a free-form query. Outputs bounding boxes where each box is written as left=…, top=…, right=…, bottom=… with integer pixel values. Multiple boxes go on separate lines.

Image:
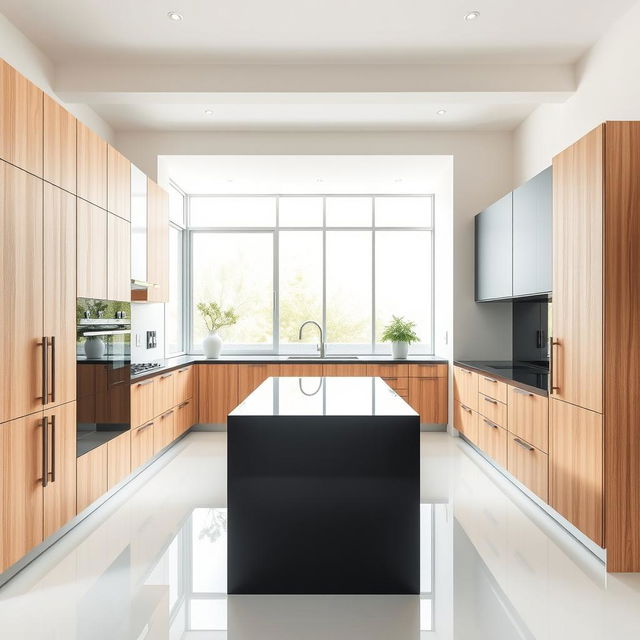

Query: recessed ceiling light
left=464, top=10, right=480, bottom=21
left=204, top=109, right=214, bottom=116
left=437, top=109, right=447, bottom=116
left=167, top=11, right=183, bottom=21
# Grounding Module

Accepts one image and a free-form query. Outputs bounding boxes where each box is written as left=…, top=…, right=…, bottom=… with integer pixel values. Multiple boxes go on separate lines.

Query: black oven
left=76, top=298, right=131, bottom=457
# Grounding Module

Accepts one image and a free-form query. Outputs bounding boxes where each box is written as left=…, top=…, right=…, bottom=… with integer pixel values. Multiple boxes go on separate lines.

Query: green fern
left=197, top=301, right=239, bottom=333
left=380, top=316, right=419, bottom=344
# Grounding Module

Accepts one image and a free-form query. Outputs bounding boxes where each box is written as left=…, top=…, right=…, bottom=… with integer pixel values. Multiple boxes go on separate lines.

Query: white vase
left=203, top=332, right=223, bottom=359
left=391, top=341, right=409, bottom=359
left=84, top=336, right=106, bottom=359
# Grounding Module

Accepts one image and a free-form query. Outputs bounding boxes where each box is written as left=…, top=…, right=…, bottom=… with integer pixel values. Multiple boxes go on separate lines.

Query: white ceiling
left=0, top=0, right=634, bottom=64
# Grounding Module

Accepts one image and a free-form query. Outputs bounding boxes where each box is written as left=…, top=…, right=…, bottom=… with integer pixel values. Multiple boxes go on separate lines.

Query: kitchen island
left=227, top=376, right=420, bottom=595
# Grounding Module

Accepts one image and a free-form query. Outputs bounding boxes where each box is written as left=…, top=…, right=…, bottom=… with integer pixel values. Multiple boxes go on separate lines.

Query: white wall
left=130, top=303, right=166, bottom=363
left=514, top=0, right=640, bottom=183
left=0, top=12, right=113, bottom=141
left=116, top=129, right=514, bottom=361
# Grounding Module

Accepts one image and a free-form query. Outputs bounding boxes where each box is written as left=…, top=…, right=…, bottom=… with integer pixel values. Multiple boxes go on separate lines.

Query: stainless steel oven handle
left=82, top=329, right=131, bottom=337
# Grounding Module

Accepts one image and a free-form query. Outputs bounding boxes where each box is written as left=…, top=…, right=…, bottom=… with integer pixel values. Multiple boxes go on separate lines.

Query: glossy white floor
left=1, top=432, right=639, bottom=639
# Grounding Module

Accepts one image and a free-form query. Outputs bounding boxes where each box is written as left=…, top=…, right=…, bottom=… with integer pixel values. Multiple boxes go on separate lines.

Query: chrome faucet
left=298, top=321, right=325, bottom=358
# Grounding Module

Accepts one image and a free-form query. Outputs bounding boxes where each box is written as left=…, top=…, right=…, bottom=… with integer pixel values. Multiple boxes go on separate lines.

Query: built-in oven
left=76, top=298, right=131, bottom=457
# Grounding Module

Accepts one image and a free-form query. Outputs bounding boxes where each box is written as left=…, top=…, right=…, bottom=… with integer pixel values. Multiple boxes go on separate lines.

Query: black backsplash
left=512, top=299, right=550, bottom=365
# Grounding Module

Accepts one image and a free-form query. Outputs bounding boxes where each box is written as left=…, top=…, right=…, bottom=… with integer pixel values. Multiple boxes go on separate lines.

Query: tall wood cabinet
left=551, top=122, right=640, bottom=571
left=76, top=120, right=107, bottom=209
left=43, top=94, right=76, bottom=194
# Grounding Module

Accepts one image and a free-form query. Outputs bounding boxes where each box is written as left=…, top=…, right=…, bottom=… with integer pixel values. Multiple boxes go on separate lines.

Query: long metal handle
left=513, top=388, right=534, bottom=397
left=49, top=336, right=56, bottom=403
left=513, top=437, right=534, bottom=452
left=178, top=367, right=190, bottom=373
left=383, top=377, right=399, bottom=381
left=483, top=418, right=498, bottom=429
left=82, top=329, right=131, bottom=337
left=161, top=409, right=175, bottom=418
left=50, top=414, right=56, bottom=483
left=160, top=373, right=173, bottom=379
left=178, top=401, right=190, bottom=409
left=137, top=379, right=154, bottom=387
left=41, top=336, right=49, bottom=405
left=139, top=421, right=154, bottom=431
left=42, top=416, right=49, bottom=488
left=483, top=397, right=498, bottom=405
left=483, top=377, right=497, bottom=383
left=460, top=404, right=472, bottom=414
left=550, top=336, right=560, bottom=393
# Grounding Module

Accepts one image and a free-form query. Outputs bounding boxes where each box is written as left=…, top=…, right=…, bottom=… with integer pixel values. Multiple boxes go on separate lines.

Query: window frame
left=185, top=194, right=435, bottom=355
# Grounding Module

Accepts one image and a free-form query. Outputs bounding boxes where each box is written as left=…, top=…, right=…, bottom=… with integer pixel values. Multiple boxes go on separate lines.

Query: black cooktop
left=455, top=360, right=549, bottom=394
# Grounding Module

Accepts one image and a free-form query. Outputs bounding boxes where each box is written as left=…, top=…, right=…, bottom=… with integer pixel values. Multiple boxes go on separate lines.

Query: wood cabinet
left=408, top=375, right=448, bottom=424
left=76, top=444, right=108, bottom=513
left=131, top=421, right=155, bottom=471
left=107, top=145, right=131, bottom=221
left=154, top=371, right=176, bottom=417
left=238, top=364, right=281, bottom=402
left=107, top=431, right=131, bottom=490
left=478, top=418, right=507, bottom=469
left=44, top=183, right=76, bottom=408
left=107, top=213, right=131, bottom=301
left=477, top=375, right=507, bottom=403
left=408, top=363, right=448, bottom=378
left=154, top=410, right=175, bottom=454
left=175, top=366, right=195, bottom=403
left=131, top=378, right=155, bottom=428
left=549, top=399, right=603, bottom=547
left=366, top=364, right=409, bottom=378
left=454, top=402, right=478, bottom=446
left=322, top=363, right=365, bottom=377
left=507, top=435, right=548, bottom=502
left=43, top=402, right=77, bottom=538
left=176, top=398, right=196, bottom=438
left=278, top=364, right=324, bottom=377
left=43, top=94, right=76, bottom=193
left=198, top=365, right=239, bottom=423
left=507, top=387, right=548, bottom=453
left=77, top=198, right=107, bottom=299
left=453, top=366, right=478, bottom=411
left=76, top=120, right=107, bottom=209
left=0, top=60, right=43, bottom=177
left=477, top=394, right=507, bottom=428
left=0, top=161, right=44, bottom=423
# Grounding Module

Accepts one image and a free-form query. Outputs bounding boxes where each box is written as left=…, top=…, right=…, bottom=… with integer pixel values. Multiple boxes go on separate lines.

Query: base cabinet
left=107, top=431, right=131, bottom=490
left=76, top=445, right=107, bottom=514
left=198, top=365, right=239, bottom=423
left=154, top=411, right=175, bottom=454
left=507, top=435, right=548, bottom=503
left=131, top=421, right=155, bottom=471
left=408, top=376, right=448, bottom=424
left=478, top=418, right=508, bottom=469
left=454, top=402, right=478, bottom=446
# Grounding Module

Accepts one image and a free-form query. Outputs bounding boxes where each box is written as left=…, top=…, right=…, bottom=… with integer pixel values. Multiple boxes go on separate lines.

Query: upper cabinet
left=130, top=163, right=148, bottom=283
left=475, top=192, right=513, bottom=301
left=107, top=144, right=131, bottom=221
left=77, top=120, right=107, bottom=209
left=43, top=94, right=76, bottom=193
left=513, top=167, right=552, bottom=296
left=0, top=59, right=43, bottom=177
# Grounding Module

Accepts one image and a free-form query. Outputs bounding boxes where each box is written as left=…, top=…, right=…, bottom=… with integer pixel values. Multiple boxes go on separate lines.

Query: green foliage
left=380, top=315, right=420, bottom=344
left=197, top=301, right=239, bottom=334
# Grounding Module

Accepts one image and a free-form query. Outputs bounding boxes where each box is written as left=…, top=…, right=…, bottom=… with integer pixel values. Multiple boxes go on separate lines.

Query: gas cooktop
left=131, top=362, right=163, bottom=375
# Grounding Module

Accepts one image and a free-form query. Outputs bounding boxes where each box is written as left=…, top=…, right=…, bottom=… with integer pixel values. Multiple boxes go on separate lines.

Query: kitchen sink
left=286, top=355, right=359, bottom=360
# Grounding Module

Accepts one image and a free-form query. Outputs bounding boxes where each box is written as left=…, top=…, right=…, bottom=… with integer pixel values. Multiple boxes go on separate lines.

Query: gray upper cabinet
left=512, top=166, right=552, bottom=296
left=475, top=192, right=513, bottom=301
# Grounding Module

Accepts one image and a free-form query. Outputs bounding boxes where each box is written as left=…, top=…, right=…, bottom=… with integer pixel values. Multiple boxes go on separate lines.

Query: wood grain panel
left=365, top=364, right=409, bottom=378
left=380, top=377, right=409, bottom=393
left=107, top=145, right=131, bottom=220
left=0, top=60, right=43, bottom=177
left=408, top=363, right=448, bottom=378
left=477, top=375, right=508, bottom=403
left=477, top=394, right=507, bottom=428
left=198, top=364, right=239, bottom=423
left=237, top=364, right=281, bottom=402
left=154, top=371, right=176, bottom=417
left=107, top=431, right=131, bottom=490
left=552, top=125, right=603, bottom=412
left=1, top=412, right=44, bottom=570
left=131, top=377, right=155, bottom=428
left=453, top=366, right=478, bottom=411
left=0, top=161, right=44, bottom=423
left=408, top=376, right=448, bottom=424
left=322, top=363, right=366, bottom=377
left=154, top=410, right=175, bottom=454
left=107, top=213, right=131, bottom=301
left=147, top=179, right=169, bottom=302
left=175, top=366, right=195, bottom=404
left=603, top=121, right=640, bottom=570
left=176, top=398, right=195, bottom=437
left=76, top=120, right=107, bottom=209
left=76, top=444, right=108, bottom=513
left=77, top=198, right=107, bottom=299
left=478, top=418, right=508, bottom=469
left=278, top=364, right=324, bottom=377
left=44, top=183, right=76, bottom=408
left=454, top=402, right=478, bottom=446
left=550, top=398, right=603, bottom=546
left=43, top=94, right=76, bottom=193
left=507, top=435, right=548, bottom=502
left=43, top=401, right=76, bottom=538
left=507, top=385, right=549, bottom=453
left=131, top=421, right=155, bottom=470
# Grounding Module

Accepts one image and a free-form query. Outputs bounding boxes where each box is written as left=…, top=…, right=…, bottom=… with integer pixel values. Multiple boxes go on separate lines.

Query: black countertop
left=131, top=354, right=449, bottom=382
left=454, top=360, right=549, bottom=396
left=229, top=376, right=418, bottom=418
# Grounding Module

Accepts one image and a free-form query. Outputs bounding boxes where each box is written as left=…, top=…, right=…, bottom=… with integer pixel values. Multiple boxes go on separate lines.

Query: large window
left=188, top=195, right=434, bottom=354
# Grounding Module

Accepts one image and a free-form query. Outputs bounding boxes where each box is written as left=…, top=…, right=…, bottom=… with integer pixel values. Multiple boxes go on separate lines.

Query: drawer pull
left=513, top=387, right=534, bottom=397
left=160, top=373, right=173, bottom=379
left=483, top=396, right=498, bottom=405
left=483, top=377, right=497, bottom=383
left=161, top=409, right=174, bottom=418
left=137, top=379, right=153, bottom=387
left=513, top=437, right=534, bottom=452
left=178, top=367, right=190, bottom=373
left=383, top=377, right=398, bottom=381
left=460, top=404, right=472, bottom=414
left=178, top=401, right=190, bottom=408
left=139, top=421, right=154, bottom=431
left=483, top=418, right=498, bottom=429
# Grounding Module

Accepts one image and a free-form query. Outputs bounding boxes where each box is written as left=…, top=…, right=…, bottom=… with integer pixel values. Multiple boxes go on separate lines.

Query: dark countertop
left=454, top=360, right=549, bottom=396
left=131, top=354, right=449, bottom=382
left=229, top=376, right=418, bottom=418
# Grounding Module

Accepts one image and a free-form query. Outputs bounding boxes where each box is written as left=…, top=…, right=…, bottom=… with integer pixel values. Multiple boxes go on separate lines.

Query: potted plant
left=381, top=316, right=420, bottom=359
left=197, top=302, right=239, bottom=359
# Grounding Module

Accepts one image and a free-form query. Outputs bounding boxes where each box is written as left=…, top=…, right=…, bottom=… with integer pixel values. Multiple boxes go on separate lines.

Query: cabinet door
left=513, top=166, right=552, bottom=296
left=44, top=184, right=76, bottom=408
left=175, top=366, right=195, bottom=404
left=131, top=421, right=155, bottom=470
left=507, top=386, right=548, bottom=453
left=43, top=94, right=76, bottom=193
left=0, top=161, right=44, bottom=423
left=43, top=401, right=77, bottom=538
left=198, top=364, right=239, bottom=423
left=475, top=192, right=513, bottom=301
left=107, top=213, right=131, bottom=301
left=176, top=398, right=195, bottom=437
left=507, top=435, right=548, bottom=502
left=549, top=398, right=603, bottom=546
left=552, top=126, right=603, bottom=412
left=478, top=418, right=508, bottom=468
left=154, top=371, right=176, bottom=417
left=2, top=412, right=44, bottom=570
left=130, top=164, right=148, bottom=282
left=238, top=364, right=281, bottom=402
left=278, top=364, right=324, bottom=377
left=77, top=199, right=107, bottom=299
left=147, top=179, right=169, bottom=303
left=453, top=366, right=478, bottom=411
left=76, top=444, right=108, bottom=513
left=76, top=121, right=107, bottom=209
left=131, top=378, right=155, bottom=428
left=107, top=431, right=131, bottom=490
left=154, top=410, right=175, bottom=454
left=454, top=402, right=478, bottom=445
left=107, top=145, right=131, bottom=221
left=408, top=376, right=448, bottom=424
left=0, top=60, right=43, bottom=177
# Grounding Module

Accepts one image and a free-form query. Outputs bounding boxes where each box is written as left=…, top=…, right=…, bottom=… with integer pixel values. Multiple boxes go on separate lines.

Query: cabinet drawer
left=507, top=435, right=548, bottom=502
left=508, top=386, right=549, bottom=452
left=478, top=375, right=508, bottom=403
left=408, top=363, right=447, bottom=378
left=478, top=394, right=507, bottom=427
left=454, top=402, right=478, bottom=446
left=154, top=410, right=175, bottom=454
left=381, top=376, right=409, bottom=392
left=107, top=431, right=131, bottom=490
left=453, top=366, right=478, bottom=410
left=176, top=398, right=196, bottom=438
left=76, top=445, right=108, bottom=513
left=366, top=364, right=409, bottom=378
left=131, top=420, right=155, bottom=470
left=154, top=371, right=176, bottom=417
left=175, top=366, right=195, bottom=403
left=478, top=417, right=508, bottom=468
left=131, top=378, right=155, bottom=428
